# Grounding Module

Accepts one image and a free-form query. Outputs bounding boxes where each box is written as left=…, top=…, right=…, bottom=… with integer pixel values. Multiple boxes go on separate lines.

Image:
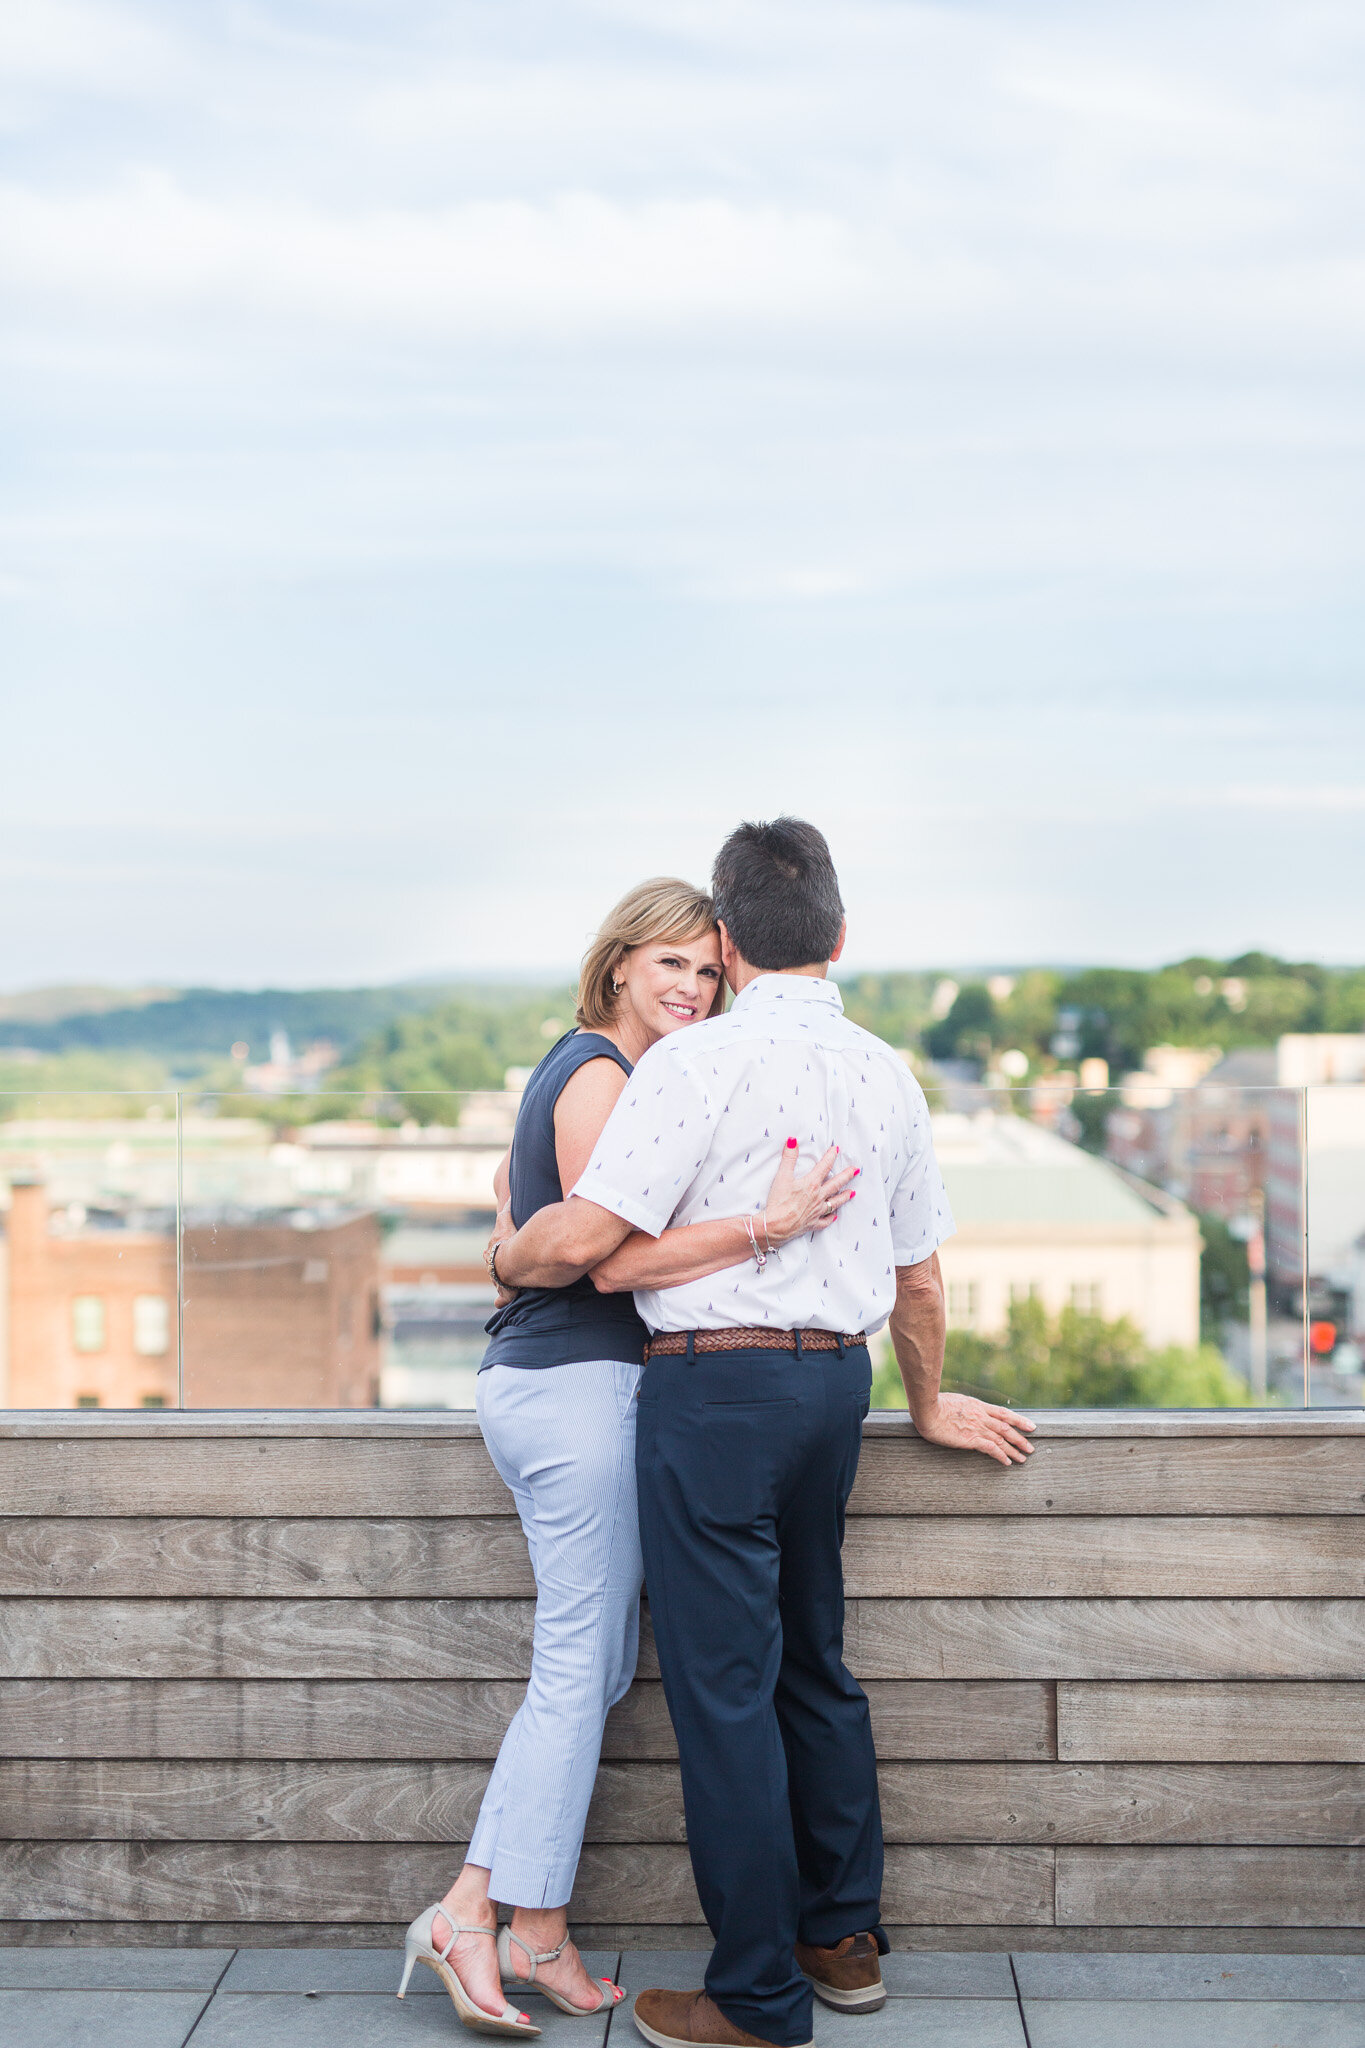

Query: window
left=947, top=1279, right=979, bottom=1329
left=1069, top=1282, right=1103, bottom=1316
left=140, top=1394, right=167, bottom=1409
left=133, top=1295, right=170, bottom=1356
left=1009, top=1280, right=1042, bottom=1305
left=76, top=1394, right=100, bottom=1409
left=71, top=1297, right=106, bottom=1353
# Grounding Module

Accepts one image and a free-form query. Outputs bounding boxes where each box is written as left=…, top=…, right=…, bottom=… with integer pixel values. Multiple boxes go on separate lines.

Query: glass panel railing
left=179, top=1090, right=510, bottom=1409
left=870, top=1074, right=1306, bottom=1409
left=1304, top=1079, right=1365, bottom=1407
left=0, top=1091, right=181, bottom=1410
left=1, top=1076, right=1330, bottom=1411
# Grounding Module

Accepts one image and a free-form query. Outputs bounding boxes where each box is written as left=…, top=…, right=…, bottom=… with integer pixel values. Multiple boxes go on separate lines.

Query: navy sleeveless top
left=480, top=1031, right=648, bottom=1371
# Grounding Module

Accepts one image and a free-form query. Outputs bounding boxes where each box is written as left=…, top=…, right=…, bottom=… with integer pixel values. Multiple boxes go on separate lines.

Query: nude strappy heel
left=398, top=1906, right=541, bottom=2036
left=497, top=1924, right=626, bottom=2015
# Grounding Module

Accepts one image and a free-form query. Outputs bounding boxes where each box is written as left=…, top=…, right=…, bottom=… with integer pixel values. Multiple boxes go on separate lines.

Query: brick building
left=5, top=1178, right=381, bottom=1409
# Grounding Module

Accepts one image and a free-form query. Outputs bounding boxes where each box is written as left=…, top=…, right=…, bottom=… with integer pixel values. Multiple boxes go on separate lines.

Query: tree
left=1198, top=1213, right=1251, bottom=1344
left=924, top=982, right=998, bottom=1065
left=870, top=1298, right=1256, bottom=1409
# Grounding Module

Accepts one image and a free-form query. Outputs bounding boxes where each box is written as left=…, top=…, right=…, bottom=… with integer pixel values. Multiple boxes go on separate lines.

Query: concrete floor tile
left=0, top=1946, right=232, bottom=1989
left=220, top=1948, right=428, bottom=1994
left=616, top=1951, right=712, bottom=1991
left=880, top=1953, right=1016, bottom=1997
left=0, top=1988, right=210, bottom=2048
left=1022, top=1998, right=1365, bottom=2048
left=192, top=1990, right=613, bottom=2047
left=1013, top=1951, right=1365, bottom=2001
left=814, top=1999, right=1026, bottom=2048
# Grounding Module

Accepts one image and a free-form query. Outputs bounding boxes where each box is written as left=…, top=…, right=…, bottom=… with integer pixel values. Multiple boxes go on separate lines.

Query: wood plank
left=0, top=1840, right=1055, bottom=1927
left=0, top=1519, right=534, bottom=1598
left=1056, top=1845, right=1365, bottom=1926
left=0, top=1678, right=1054, bottom=1761
left=5, top=1919, right=1365, bottom=1953
left=0, top=1599, right=540, bottom=1679
left=843, top=1518, right=1365, bottom=1597
left=0, top=1440, right=515, bottom=1518
left=877, top=1762, right=1365, bottom=1845
left=6, top=1757, right=1354, bottom=1848
left=6, top=1512, right=1362, bottom=1598
left=1058, top=1682, right=1365, bottom=1762
left=847, top=1599, right=1365, bottom=1679
left=0, top=1758, right=688, bottom=1845
left=851, top=1434, right=1365, bottom=1516
left=6, top=1407, right=1357, bottom=1438
left=25, top=1594, right=1351, bottom=1685
left=6, top=1428, right=1364, bottom=1519
left=6, top=1408, right=1356, bottom=1438
left=861, top=1411, right=1365, bottom=1440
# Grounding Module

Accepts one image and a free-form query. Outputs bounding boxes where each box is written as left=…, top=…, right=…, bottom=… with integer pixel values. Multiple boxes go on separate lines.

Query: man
left=493, top=818, right=1034, bottom=2048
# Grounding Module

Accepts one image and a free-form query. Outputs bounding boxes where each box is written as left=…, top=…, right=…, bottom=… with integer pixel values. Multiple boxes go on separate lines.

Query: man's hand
left=485, top=1203, right=519, bottom=1308
left=912, top=1391, right=1036, bottom=1467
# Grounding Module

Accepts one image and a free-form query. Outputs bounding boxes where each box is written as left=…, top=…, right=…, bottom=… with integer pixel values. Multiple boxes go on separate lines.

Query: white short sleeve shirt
left=571, top=974, right=955, bottom=1336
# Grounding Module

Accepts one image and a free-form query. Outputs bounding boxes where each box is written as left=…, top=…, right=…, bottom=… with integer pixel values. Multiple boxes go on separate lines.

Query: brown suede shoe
left=633, top=1988, right=807, bottom=2048
left=794, top=1933, right=886, bottom=2012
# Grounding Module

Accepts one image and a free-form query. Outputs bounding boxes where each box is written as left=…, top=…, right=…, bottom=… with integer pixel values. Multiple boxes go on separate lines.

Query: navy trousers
left=635, top=1340, right=885, bottom=2047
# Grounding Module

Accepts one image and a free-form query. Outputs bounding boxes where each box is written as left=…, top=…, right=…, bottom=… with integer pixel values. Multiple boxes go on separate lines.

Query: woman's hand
left=761, top=1139, right=859, bottom=1249
left=484, top=1203, right=520, bottom=1307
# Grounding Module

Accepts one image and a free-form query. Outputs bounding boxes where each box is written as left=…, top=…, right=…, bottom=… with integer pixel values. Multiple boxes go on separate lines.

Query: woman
left=399, top=878, right=855, bottom=2034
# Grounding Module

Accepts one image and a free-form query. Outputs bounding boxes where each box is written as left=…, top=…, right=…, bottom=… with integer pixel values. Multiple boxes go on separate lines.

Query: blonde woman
left=400, top=879, right=856, bottom=2035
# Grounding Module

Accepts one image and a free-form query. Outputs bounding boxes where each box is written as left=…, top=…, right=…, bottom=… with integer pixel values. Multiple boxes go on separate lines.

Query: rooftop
left=932, top=1112, right=1186, bottom=1228
left=5, top=1944, right=1364, bottom=2048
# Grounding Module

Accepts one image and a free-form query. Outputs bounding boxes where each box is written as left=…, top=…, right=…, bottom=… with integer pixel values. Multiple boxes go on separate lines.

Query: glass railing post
left=176, top=1089, right=185, bottom=1411
left=1300, top=1085, right=1311, bottom=1408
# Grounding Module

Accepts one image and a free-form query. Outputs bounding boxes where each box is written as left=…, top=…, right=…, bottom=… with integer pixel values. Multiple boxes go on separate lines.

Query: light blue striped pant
left=468, top=1356, right=644, bottom=1909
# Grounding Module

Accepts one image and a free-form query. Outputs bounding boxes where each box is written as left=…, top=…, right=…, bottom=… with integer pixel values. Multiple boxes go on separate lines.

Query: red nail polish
left=786, top=1137, right=797, bottom=1149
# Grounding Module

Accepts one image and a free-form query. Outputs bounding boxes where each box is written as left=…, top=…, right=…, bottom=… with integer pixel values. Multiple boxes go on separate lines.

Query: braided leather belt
left=643, top=1326, right=868, bottom=1361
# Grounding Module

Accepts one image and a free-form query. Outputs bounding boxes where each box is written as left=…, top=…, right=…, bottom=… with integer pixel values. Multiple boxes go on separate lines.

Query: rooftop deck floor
left=5, top=1947, right=1365, bottom=2048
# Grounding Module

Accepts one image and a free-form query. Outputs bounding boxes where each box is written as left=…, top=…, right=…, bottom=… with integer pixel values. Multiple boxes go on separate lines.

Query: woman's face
left=615, top=931, right=724, bottom=1042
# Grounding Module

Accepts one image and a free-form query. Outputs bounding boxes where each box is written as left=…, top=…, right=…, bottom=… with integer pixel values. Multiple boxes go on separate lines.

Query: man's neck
left=728, top=959, right=830, bottom=996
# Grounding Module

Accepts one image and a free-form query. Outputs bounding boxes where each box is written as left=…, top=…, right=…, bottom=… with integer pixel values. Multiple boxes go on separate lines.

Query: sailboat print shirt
left=571, top=972, right=955, bottom=1336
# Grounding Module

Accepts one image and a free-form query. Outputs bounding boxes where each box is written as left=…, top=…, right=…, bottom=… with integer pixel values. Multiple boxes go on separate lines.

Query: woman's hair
left=576, top=877, right=718, bottom=1031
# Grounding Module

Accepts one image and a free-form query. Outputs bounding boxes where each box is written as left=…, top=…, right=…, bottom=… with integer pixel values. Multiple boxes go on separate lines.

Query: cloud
left=0, top=0, right=1362, bottom=979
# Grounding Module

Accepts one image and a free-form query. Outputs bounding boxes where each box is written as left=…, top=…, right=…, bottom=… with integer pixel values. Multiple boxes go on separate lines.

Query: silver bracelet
left=744, top=1213, right=768, bottom=1272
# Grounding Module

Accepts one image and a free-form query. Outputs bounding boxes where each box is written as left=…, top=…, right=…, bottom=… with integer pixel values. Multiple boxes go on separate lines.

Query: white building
left=933, top=1112, right=1201, bottom=1349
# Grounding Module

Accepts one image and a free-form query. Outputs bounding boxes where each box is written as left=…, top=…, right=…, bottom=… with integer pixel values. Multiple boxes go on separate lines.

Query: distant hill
left=0, top=985, right=174, bottom=1025
left=0, top=982, right=562, bottom=1061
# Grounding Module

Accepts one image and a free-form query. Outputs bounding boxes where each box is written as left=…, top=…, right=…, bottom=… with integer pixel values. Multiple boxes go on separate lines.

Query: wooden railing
left=0, top=1408, right=1361, bottom=1950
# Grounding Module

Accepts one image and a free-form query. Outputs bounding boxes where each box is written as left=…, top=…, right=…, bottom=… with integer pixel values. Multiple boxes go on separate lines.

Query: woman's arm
left=588, top=1213, right=756, bottom=1292
left=490, top=1058, right=636, bottom=1291
left=588, top=1139, right=860, bottom=1293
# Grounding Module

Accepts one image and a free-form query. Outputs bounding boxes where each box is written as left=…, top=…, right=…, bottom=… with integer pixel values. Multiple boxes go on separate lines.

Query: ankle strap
left=505, top=1927, right=569, bottom=1975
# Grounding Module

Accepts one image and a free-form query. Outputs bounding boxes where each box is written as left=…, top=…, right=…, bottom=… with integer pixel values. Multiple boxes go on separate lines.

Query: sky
left=3, top=0, right=1364, bottom=987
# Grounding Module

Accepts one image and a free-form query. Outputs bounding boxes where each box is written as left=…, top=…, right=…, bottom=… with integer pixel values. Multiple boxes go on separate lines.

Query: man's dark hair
left=711, top=817, right=845, bottom=971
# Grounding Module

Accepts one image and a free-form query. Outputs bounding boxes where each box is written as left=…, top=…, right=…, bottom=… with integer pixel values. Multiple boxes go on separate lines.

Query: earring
left=611, top=980, right=622, bottom=996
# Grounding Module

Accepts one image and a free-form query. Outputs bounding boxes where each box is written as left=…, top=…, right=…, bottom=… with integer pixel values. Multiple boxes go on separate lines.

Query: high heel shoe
left=398, top=1906, right=541, bottom=2036
left=497, top=1925, right=626, bottom=2015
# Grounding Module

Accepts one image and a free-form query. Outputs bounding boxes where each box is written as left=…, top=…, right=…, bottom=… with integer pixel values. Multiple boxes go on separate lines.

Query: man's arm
left=888, top=1253, right=1036, bottom=1466
left=495, top=1193, right=633, bottom=1290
